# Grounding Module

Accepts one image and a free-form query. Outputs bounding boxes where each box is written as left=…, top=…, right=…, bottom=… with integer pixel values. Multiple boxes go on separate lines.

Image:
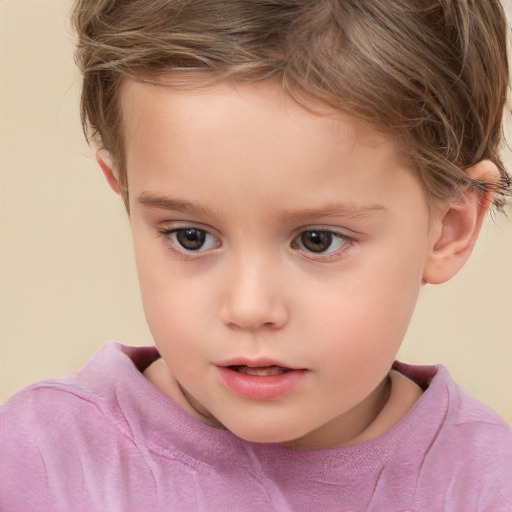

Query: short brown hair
left=72, top=0, right=511, bottom=209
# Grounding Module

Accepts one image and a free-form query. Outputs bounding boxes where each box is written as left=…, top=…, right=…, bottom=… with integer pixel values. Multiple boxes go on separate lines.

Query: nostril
left=219, top=276, right=289, bottom=330
left=225, top=319, right=279, bottom=331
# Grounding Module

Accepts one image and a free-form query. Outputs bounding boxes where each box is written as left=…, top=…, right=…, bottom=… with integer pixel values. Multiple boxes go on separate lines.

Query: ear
left=96, top=148, right=121, bottom=195
left=422, top=160, right=499, bottom=285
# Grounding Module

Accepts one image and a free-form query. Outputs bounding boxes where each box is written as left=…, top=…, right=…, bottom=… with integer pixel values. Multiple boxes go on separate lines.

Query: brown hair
left=72, top=0, right=511, bottom=210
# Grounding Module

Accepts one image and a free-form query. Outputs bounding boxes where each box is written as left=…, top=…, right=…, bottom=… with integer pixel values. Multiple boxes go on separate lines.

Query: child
left=1, top=0, right=511, bottom=510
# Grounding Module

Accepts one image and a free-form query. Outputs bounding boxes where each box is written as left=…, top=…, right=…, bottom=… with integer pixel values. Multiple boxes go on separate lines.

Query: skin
left=98, top=78, right=496, bottom=450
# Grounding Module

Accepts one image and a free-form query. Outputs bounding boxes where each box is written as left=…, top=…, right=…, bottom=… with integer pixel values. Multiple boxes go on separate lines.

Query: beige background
left=1, top=0, right=511, bottom=423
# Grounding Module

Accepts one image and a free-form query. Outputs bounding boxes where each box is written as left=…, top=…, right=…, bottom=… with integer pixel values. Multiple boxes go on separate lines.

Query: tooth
left=235, top=365, right=288, bottom=376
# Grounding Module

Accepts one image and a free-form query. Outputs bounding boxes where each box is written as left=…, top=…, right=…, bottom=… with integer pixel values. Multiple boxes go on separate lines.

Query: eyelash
left=157, top=226, right=355, bottom=262
left=291, top=230, right=354, bottom=261
left=157, top=226, right=220, bottom=260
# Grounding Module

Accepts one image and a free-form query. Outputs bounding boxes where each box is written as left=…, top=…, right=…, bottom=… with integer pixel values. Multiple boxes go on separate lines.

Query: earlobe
left=422, top=160, right=499, bottom=285
left=96, top=149, right=121, bottom=195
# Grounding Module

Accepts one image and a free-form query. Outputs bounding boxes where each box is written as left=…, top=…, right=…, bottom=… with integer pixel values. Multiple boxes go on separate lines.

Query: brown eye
left=161, top=226, right=220, bottom=255
left=294, top=230, right=349, bottom=255
left=175, top=228, right=207, bottom=250
left=300, top=231, right=333, bottom=252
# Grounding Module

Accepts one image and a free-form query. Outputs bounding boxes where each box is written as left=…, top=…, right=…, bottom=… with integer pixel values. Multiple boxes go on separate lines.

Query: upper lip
left=215, top=358, right=304, bottom=370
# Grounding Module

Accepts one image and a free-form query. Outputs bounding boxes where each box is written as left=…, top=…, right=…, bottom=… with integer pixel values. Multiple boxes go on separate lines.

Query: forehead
left=117, top=77, right=430, bottom=221
left=119, top=76, right=391, bottom=153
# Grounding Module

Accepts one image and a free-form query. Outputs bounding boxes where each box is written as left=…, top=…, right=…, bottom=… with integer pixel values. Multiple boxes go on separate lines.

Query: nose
left=219, top=256, right=289, bottom=331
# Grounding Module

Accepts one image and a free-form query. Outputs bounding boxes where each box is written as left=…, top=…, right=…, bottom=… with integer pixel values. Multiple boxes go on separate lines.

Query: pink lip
left=215, top=359, right=307, bottom=401
left=216, top=357, right=302, bottom=370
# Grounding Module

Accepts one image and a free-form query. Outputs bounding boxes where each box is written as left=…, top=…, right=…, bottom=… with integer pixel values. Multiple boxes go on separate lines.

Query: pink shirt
left=1, top=342, right=511, bottom=511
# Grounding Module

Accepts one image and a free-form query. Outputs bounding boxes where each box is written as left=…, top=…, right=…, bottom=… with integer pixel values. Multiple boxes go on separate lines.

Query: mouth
left=216, top=360, right=306, bottom=400
left=227, top=365, right=292, bottom=376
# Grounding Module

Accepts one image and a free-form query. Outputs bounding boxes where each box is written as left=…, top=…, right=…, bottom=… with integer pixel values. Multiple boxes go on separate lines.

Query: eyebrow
left=138, top=193, right=218, bottom=218
left=278, top=203, right=386, bottom=222
left=138, top=192, right=386, bottom=221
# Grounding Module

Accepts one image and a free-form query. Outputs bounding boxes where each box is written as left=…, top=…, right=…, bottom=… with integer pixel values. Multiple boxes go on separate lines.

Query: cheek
left=136, top=268, right=226, bottom=373
left=303, top=246, right=424, bottom=362
left=132, top=239, right=203, bottom=340
left=139, top=273, right=209, bottom=341
left=300, top=274, right=419, bottom=407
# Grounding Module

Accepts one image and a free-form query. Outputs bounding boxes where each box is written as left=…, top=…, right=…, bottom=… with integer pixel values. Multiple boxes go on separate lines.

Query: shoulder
left=0, top=367, right=118, bottom=469
left=0, top=342, right=146, bottom=451
left=443, top=378, right=512, bottom=468
left=1, top=376, right=103, bottom=431
left=395, top=361, right=511, bottom=446
left=0, top=343, right=162, bottom=511
left=0, top=378, right=107, bottom=510
left=0, top=342, right=159, bottom=437
left=436, top=366, right=512, bottom=450
left=398, top=362, right=512, bottom=509
left=2, top=343, right=122, bottom=427
left=435, top=384, right=512, bottom=509
left=407, top=361, right=512, bottom=457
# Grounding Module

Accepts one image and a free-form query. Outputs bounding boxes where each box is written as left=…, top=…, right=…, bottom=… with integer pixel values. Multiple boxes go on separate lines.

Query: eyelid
left=291, top=225, right=354, bottom=240
left=291, top=227, right=356, bottom=261
left=155, top=222, right=356, bottom=262
left=157, top=222, right=221, bottom=258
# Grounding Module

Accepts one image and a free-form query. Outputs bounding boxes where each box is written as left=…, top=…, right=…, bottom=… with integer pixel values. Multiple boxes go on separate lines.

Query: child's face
left=120, top=78, right=438, bottom=449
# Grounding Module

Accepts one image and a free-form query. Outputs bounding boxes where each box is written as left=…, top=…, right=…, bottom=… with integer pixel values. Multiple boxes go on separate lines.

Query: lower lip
left=216, top=366, right=306, bottom=401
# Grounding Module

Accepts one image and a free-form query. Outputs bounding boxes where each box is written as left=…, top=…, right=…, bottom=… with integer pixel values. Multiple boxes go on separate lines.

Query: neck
left=284, top=369, right=423, bottom=450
